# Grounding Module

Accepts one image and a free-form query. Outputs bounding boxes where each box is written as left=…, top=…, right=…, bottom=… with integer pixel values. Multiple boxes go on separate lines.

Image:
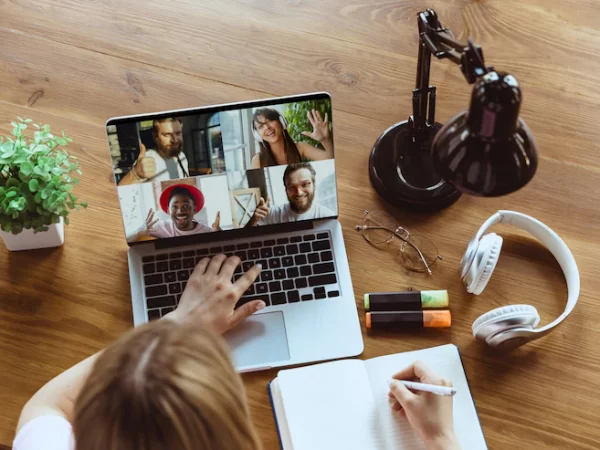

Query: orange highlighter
left=366, top=310, right=451, bottom=329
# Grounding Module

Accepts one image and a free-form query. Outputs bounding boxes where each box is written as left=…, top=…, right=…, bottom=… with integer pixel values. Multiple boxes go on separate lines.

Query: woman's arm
left=297, top=141, right=334, bottom=161
left=251, top=154, right=261, bottom=169
left=17, top=352, right=100, bottom=432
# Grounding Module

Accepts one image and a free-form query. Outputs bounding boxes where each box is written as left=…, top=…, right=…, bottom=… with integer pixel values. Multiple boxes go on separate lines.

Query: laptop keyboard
left=141, top=231, right=340, bottom=320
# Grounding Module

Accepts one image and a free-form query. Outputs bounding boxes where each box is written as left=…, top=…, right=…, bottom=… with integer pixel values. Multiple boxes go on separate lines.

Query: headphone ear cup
left=279, top=115, right=288, bottom=130
left=252, top=127, right=263, bottom=143
left=468, top=233, right=503, bottom=295
left=472, top=304, right=541, bottom=343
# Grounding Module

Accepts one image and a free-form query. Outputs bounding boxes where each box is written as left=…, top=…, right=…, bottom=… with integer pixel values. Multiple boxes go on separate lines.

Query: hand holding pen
left=388, top=361, right=461, bottom=450
left=388, top=379, right=456, bottom=396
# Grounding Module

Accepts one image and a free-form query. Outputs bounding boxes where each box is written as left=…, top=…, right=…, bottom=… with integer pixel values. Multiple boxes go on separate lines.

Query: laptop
left=105, top=92, right=363, bottom=371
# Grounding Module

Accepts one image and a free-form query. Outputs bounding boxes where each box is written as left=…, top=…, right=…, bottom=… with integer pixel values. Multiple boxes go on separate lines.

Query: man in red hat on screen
left=127, top=184, right=220, bottom=241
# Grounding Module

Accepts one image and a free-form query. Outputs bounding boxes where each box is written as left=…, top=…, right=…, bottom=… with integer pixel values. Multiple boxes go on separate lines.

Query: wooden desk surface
left=1, top=1, right=599, bottom=448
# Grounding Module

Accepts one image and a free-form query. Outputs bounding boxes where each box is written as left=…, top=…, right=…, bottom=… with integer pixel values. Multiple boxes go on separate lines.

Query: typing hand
left=133, top=141, right=157, bottom=180
left=248, top=196, right=270, bottom=227
left=388, top=361, right=460, bottom=450
left=166, top=255, right=265, bottom=334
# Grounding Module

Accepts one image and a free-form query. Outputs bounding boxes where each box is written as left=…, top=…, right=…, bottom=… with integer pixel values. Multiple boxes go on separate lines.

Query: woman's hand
left=166, top=255, right=265, bottom=334
left=302, top=109, right=330, bottom=143
left=388, top=361, right=460, bottom=450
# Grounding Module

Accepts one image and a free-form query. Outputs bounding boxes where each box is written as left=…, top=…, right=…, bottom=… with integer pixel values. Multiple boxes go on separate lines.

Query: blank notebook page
left=364, top=344, right=488, bottom=450
left=278, top=359, right=386, bottom=450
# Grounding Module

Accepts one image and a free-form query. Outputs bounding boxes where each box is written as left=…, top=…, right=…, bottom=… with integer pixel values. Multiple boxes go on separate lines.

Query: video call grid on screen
left=106, top=94, right=338, bottom=243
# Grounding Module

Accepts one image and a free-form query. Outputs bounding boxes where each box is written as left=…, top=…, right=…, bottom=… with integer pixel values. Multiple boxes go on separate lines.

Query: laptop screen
left=106, top=93, right=337, bottom=244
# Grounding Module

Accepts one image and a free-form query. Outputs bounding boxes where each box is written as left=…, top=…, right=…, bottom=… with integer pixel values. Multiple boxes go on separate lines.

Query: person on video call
left=246, top=162, right=334, bottom=227
left=118, top=118, right=189, bottom=186
left=250, top=108, right=334, bottom=169
left=128, top=184, right=220, bottom=241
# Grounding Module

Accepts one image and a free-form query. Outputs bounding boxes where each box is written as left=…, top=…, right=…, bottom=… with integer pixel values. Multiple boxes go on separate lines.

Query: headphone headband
left=471, top=210, right=580, bottom=338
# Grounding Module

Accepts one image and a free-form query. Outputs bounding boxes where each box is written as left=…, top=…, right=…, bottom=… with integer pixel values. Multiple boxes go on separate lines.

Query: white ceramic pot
left=0, top=218, right=65, bottom=251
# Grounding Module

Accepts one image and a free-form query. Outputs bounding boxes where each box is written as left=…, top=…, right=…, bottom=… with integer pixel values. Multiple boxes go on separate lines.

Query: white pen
left=388, top=379, right=456, bottom=396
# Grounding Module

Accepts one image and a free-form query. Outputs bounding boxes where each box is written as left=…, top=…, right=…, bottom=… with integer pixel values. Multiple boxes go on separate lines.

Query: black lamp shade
left=432, top=71, right=538, bottom=196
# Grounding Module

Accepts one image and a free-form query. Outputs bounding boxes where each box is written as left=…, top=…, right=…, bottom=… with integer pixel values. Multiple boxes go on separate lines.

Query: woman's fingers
left=233, top=264, right=262, bottom=296
left=314, top=109, right=324, bottom=123
left=219, top=256, right=241, bottom=279
left=391, top=360, right=445, bottom=385
left=192, top=257, right=210, bottom=275
left=307, top=109, right=316, bottom=126
left=205, top=254, right=227, bottom=275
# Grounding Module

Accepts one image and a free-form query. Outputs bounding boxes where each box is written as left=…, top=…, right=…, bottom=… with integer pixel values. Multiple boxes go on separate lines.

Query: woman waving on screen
left=250, top=108, right=334, bottom=169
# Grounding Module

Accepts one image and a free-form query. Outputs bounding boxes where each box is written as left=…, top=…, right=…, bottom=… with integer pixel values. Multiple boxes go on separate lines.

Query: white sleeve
left=13, top=416, right=74, bottom=450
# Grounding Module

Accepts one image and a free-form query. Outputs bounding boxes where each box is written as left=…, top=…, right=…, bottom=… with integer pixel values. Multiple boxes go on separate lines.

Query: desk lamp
left=369, top=9, right=538, bottom=210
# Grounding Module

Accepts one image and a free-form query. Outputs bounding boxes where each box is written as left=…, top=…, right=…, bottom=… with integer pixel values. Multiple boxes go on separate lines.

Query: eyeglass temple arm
left=358, top=225, right=433, bottom=275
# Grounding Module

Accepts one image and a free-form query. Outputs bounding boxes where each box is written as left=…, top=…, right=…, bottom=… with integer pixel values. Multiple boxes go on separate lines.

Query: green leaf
left=18, top=171, right=30, bottom=184
left=20, top=162, right=34, bottom=176
left=28, top=179, right=39, bottom=192
left=0, top=117, right=85, bottom=232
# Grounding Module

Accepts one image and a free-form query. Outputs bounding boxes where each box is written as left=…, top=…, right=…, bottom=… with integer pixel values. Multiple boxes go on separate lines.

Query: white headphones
left=252, top=113, right=288, bottom=143
left=461, top=210, right=580, bottom=350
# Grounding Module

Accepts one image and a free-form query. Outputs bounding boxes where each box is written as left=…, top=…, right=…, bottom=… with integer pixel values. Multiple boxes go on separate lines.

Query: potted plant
left=0, top=117, right=87, bottom=251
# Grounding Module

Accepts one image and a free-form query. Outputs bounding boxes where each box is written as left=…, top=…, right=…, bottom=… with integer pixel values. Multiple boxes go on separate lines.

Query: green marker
left=364, top=290, right=449, bottom=312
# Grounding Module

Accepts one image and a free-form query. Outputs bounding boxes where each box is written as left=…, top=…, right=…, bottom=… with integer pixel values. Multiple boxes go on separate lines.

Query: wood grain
left=1, top=1, right=600, bottom=448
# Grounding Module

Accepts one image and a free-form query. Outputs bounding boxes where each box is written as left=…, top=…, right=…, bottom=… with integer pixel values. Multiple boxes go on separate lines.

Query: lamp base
left=369, top=120, right=462, bottom=211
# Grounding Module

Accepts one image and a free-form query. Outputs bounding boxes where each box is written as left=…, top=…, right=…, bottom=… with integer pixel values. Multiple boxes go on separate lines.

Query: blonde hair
left=73, top=320, right=262, bottom=450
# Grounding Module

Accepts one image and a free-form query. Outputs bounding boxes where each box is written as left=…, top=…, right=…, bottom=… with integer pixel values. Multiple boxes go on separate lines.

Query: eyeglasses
left=285, top=181, right=313, bottom=193
left=355, top=210, right=442, bottom=275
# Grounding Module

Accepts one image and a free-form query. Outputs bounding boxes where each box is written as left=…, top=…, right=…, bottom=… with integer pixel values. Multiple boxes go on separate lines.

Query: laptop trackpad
left=224, top=311, right=290, bottom=369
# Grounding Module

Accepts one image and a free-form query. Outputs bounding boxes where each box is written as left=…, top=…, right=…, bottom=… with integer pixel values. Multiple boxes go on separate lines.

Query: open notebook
left=268, top=344, right=487, bottom=450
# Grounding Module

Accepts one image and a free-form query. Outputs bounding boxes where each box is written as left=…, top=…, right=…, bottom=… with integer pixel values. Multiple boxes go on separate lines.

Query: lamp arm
left=410, top=9, right=493, bottom=135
